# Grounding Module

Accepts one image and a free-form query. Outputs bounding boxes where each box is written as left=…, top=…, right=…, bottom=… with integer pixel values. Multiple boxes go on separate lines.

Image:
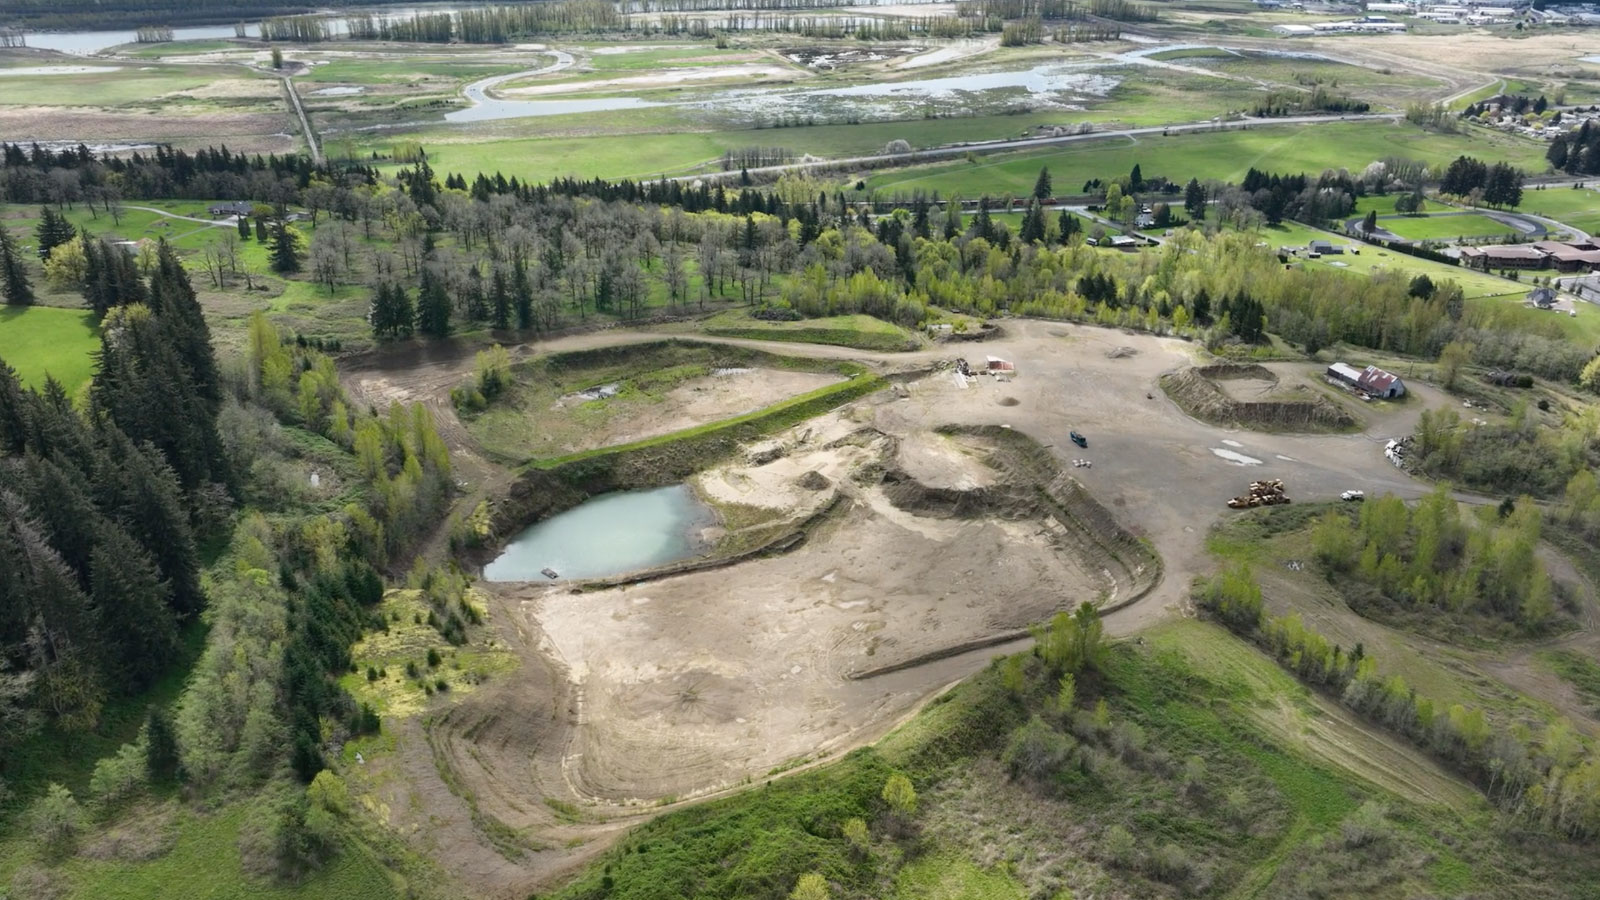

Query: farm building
left=208, top=201, right=254, bottom=218
left=1528, top=287, right=1558, bottom=309
left=1327, top=362, right=1406, bottom=399
left=1308, top=239, right=1344, bottom=255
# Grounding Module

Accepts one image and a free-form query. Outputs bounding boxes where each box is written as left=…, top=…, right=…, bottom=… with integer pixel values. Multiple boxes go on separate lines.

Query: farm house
left=1326, top=362, right=1406, bottom=399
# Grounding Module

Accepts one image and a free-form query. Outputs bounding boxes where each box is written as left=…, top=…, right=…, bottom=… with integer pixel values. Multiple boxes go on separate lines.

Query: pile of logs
left=1227, top=479, right=1290, bottom=509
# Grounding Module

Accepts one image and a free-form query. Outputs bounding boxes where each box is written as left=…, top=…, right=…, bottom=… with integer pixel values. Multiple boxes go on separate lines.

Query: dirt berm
left=850, top=425, right=1163, bottom=679
left=1160, top=363, right=1358, bottom=432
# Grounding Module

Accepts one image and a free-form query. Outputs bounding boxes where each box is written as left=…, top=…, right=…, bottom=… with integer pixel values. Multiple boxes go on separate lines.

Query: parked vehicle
left=1340, top=490, right=1365, bottom=502
left=1070, top=431, right=1087, bottom=448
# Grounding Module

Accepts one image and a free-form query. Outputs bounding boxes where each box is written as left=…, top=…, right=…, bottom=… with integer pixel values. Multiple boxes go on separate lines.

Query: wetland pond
left=482, top=484, right=714, bottom=581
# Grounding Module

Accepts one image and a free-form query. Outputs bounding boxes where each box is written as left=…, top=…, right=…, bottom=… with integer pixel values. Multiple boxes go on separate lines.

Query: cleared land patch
left=458, top=341, right=854, bottom=462
left=0, top=305, right=100, bottom=392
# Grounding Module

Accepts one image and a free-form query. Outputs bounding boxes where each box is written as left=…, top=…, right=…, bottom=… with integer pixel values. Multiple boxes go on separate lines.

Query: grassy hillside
left=544, top=617, right=1598, bottom=900
left=863, top=122, right=1549, bottom=198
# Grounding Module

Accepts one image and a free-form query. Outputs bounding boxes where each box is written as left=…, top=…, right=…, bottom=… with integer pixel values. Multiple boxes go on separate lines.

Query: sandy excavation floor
left=571, top=367, right=843, bottom=450
left=517, top=423, right=1105, bottom=805
left=338, top=320, right=1464, bottom=897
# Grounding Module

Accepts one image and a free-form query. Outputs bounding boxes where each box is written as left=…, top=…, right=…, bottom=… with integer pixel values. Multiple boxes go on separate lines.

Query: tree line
left=1547, top=120, right=1600, bottom=176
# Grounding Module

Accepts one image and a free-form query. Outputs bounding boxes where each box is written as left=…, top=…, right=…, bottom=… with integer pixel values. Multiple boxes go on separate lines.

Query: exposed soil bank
left=1161, top=363, right=1359, bottom=432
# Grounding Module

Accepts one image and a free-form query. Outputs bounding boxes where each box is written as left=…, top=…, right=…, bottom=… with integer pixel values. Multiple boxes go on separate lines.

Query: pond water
left=482, top=484, right=713, bottom=582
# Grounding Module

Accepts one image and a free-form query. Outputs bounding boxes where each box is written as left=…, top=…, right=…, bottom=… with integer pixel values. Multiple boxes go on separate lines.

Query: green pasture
left=864, top=122, right=1551, bottom=198
left=0, top=64, right=256, bottom=107
left=1380, top=213, right=1519, bottom=241
left=300, top=58, right=525, bottom=84
left=118, top=40, right=240, bottom=58
left=1515, top=186, right=1600, bottom=234
left=0, top=306, right=99, bottom=393
left=585, top=46, right=763, bottom=72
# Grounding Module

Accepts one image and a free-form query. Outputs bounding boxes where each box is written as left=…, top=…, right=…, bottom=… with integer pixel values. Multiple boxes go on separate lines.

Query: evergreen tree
left=90, top=523, right=178, bottom=688
left=415, top=267, right=452, bottom=338
left=1129, top=163, right=1143, bottom=191
left=0, top=358, right=26, bottom=456
left=34, top=207, right=76, bottom=261
left=1362, top=209, right=1378, bottom=233
left=490, top=267, right=510, bottom=330
left=269, top=220, right=301, bottom=273
left=0, top=226, right=34, bottom=306
left=513, top=258, right=533, bottom=330
left=94, top=427, right=203, bottom=615
left=147, top=241, right=220, bottom=409
left=144, top=705, right=180, bottom=783
left=942, top=199, right=963, bottom=240
left=254, top=218, right=268, bottom=242
left=1032, top=167, right=1052, bottom=200
left=236, top=215, right=251, bottom=240
left=1184, top=178, right=1206, bottom=222
left=1020, top=201, right=1046, bottom=244
left=1192, top=287, right=1212, bottom=325
left=1057, top=209, right=1080, bottom=244
left=370, top=283, right=415, bottom=340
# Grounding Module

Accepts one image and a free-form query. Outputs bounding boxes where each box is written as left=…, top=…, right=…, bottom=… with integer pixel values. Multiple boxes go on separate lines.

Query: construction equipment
left=1227, top=478, right=1291, bottom=509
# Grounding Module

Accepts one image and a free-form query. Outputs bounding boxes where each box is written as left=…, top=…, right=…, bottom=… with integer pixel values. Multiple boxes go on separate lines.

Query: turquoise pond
left=482, top=485, right=713, bottom=581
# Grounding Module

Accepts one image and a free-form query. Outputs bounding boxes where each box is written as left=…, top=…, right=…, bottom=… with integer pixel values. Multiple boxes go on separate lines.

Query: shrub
left=1146, top=842, right=1195, bottom=885
left=29, top=783, right=84, bottom=858
left=1002, top=715, right=1077, bottom=784
left=1103, top=824, right=1137, bottom=868
left=89, top=741, right=149, bottom=808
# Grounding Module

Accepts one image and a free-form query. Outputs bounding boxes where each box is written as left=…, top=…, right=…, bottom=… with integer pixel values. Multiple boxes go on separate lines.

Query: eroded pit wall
left=1161, top=363, right=1358, bottom=431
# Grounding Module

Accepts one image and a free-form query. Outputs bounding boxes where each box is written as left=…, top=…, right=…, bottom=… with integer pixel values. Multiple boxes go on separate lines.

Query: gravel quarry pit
left=337, top=321, right=1463, bottom=898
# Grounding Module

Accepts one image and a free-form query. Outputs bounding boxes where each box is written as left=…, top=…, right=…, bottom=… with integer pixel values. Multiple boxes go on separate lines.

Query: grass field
left=1515, top=186, right=1600, bottom=235
left=0, top=65, right=259, bottom=107
left=300, top=59, right=525, bottom=84
left=0, top=306, right=99, bottom=392
left=1380, top=213, right=1519, bottom=241
left=701, top=310, right=917, bottom=351
left=864, top=122, right=1550, bottom=198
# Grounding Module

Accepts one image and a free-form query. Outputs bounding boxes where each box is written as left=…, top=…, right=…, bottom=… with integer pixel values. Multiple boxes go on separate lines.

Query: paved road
left=452, top=50, right=576, bottom=115
left=121, top=205, right=237, bottom=228
left=280, top=73, right=320, bottom=164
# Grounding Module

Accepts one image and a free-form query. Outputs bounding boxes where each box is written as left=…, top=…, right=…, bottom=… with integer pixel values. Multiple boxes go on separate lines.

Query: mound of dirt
left=1107, top=346, right=1138, bottom=359
left=1161, top=364, right=1358, bottom=432
left=796, top=470, right=830, bottom=491
left=996, top=396, right=1020, bottom=407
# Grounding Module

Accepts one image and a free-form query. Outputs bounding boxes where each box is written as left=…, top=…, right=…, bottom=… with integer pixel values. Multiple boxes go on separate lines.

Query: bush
left=1103, top=824, right=1137, bottom=868
left=29, top=783, right=84, bottom=858
left=1146, top=842, right=1195, bottom=886
left=89, top=741, right=149, bottom=808
left=239, top=786, right=338, bottom=883
left=1002, top=715, right=1077, bottom=784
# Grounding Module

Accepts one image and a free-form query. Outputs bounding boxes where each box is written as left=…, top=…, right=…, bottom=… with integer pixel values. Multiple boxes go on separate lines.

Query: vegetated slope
left=543, top=616, right=1594, bottom=900
left=1161, top=363, right=1358, bottom=432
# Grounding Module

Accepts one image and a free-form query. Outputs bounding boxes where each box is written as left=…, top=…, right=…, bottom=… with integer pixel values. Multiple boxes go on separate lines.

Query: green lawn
left=1514, top=186, right=1600, bottom=235
left=0, top=306, right=99, bottom=392
left=1380, top=213, right=1518, bottom=241
left=864, top=122, right=1550, bottom=198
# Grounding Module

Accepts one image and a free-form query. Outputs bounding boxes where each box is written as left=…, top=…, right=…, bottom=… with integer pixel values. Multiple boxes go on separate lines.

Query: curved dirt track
left=340, top=320, right=1458, bottom=898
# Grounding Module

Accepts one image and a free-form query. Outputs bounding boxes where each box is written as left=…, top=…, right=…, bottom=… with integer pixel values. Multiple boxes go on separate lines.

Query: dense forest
left=0, top=0, right=463, bottom=29
left=0, top=229, right=454, bottom=876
